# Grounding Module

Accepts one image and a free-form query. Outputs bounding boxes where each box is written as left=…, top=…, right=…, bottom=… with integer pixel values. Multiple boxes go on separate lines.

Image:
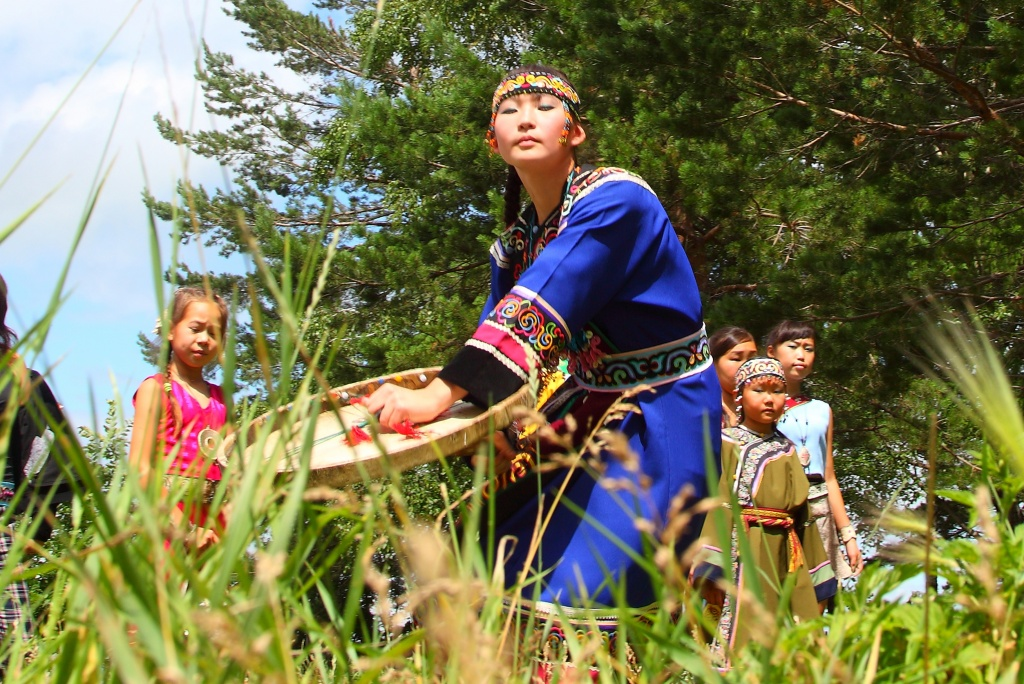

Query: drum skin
left=216, top=368, right=530, bottom=486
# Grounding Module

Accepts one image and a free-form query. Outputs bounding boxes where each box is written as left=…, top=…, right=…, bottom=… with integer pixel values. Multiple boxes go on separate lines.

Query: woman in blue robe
left=366, top=65, right=721, bottom=615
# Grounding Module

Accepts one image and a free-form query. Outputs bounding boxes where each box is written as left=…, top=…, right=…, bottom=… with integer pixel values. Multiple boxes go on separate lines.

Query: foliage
left=3, top=235, right=1024, bottom=682
left=6, top=138, right=1024, bottom=681
left=148, top=1, right=1024, bottom=537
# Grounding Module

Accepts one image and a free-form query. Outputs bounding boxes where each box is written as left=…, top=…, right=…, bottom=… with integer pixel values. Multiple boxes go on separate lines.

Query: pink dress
left=134, top=374, right=226, bottom=480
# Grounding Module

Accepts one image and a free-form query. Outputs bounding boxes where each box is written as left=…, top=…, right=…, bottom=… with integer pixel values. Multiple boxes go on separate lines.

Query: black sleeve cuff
left=438, top=345, right=525, bottom=408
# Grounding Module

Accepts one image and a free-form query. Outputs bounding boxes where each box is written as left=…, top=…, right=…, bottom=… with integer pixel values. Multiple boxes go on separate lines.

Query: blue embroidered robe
left=439, top=166, right=721, bottom=608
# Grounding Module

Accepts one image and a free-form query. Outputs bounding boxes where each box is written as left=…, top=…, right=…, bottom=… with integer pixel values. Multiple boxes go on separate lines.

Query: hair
left=496, top=64, right=582, bottom=228
left=169, top=286, right=228, bottom=337
left=709, top=326, right=755, bottom=359
left=766, top=319, right=817, bottom=349
left=0, top=273, right=16, bottom=355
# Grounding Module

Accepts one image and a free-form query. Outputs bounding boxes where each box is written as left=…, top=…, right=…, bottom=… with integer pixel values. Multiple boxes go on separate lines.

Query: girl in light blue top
left=767, top=320, right=863, bottom=580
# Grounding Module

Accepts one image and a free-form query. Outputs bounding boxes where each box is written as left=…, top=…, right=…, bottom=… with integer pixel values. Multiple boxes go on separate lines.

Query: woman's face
left=491, top=93, right=584, bottom=173
left=715, top=340, right=758, bottom=396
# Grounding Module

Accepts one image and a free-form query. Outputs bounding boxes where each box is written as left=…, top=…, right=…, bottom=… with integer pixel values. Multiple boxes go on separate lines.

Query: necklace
left=779, top=398, right=812, bottom=467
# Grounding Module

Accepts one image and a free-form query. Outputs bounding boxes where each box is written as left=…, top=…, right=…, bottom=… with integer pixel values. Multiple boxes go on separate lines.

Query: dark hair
left=709, top=326, right=755, bottom=359
left=497, top=64, right=582, bottom=228
left=766, top=320, right=817, bottom=349
left=503, top=166, right=523, bottom=227
left=0, top=273, right=16, bottom=355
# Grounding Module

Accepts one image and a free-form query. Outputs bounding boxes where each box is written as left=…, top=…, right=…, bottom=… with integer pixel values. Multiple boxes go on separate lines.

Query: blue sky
left=0, top=1, right=304, bottom=430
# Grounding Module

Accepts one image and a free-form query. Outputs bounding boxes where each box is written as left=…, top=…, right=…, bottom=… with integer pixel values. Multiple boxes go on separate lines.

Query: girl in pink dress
left=129, top=287, right=229, bottom=551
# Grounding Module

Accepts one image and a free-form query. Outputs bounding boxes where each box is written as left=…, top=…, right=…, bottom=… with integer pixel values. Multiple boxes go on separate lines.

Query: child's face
left=769, top=337, right=816, bottom=385
left=169, top=300, right=223, bottom=370
left=739, top=377, right=787, bottom=432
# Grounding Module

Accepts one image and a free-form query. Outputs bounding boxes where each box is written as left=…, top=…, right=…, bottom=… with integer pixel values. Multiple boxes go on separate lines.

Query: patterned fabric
left=443, top=163, right=722, bottom=611
left=741, top=507, right=803, bottom=572
left=490, top=166, right=586, bottom=280
left=692, top=425, right=836, bottom=661
left=488, top=290, right=567, bottom=366
left=572, top=326, right=711, bottom=391
left=487, top=69, right=581, bottom=147
left=472, top=167, right=690, bottom=387
left=0, top=532, right=33, bottom=640
left=559, top=167, right=652, bottom=221
left=816, top=511, right=855, bottom=581
left=733, top=357, right=785, bottom=396
left=0, top=481, right=14, bottom=511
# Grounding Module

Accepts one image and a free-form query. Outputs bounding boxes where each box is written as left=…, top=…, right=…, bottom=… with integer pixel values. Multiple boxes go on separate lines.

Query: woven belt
left=573, top=325, right=712, bottom=391
left=741, top=506, right=804, bottom=572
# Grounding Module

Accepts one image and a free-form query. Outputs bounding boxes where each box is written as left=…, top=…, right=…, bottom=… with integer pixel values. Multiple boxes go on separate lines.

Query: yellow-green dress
left=692, top=425, right=837, bottom=656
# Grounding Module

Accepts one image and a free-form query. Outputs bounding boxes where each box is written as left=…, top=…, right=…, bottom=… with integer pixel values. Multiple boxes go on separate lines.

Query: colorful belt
left=572, top=325, right=712, bottom=391
left=741, top=506, right=804, bottom=572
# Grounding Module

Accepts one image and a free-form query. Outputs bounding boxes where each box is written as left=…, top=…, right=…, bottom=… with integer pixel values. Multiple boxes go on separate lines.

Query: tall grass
left=5, top=217, right=1024, bottom=682
left=2, top=82, right=1024, bottom=684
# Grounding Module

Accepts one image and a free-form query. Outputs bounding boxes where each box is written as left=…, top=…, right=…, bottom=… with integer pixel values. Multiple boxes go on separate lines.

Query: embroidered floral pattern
left=492, top=167, right=587, bottom=280
left=490, top=292, right=566, bottom=363
left=496, top=217, right=561, bottom=281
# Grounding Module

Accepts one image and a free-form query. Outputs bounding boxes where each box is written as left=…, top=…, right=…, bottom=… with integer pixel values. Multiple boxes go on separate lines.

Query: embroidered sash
left=571, top=325, right=712, bottom=391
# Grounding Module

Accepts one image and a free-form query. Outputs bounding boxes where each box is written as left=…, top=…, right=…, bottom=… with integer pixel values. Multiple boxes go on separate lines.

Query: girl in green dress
left=691, top=357, right=836, bottom=661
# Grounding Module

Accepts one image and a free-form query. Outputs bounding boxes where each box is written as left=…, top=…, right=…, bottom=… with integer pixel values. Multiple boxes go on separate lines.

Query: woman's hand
left=362, top=377, right=467, bottom=430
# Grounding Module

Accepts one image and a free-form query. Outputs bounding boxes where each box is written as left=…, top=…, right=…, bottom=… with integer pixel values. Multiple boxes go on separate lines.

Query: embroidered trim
left=572, top=325, right=712, bottom=391
left=724, top=428, right=794, bottom=504
left=490, top=240, right=512, bottom=270
left=491, top=166, right=648, bottom=277
left=557, top=168, right=654, bottom=235
left=506, top=597, right=657, bottom=624
left=489, top=291, right=567, bottom=364
left=565, top=326, right=610, bottom=377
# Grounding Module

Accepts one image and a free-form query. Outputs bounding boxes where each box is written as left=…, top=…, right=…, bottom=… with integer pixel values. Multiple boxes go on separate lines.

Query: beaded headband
left=734, top=357, right=786, bottom=396
left=486, top=69, right=581, bottom=148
